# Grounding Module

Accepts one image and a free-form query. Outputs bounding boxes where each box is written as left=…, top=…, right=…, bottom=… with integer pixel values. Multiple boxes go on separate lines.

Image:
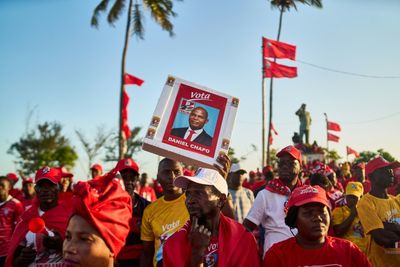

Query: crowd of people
left=1, top=145, right=399, bottom=266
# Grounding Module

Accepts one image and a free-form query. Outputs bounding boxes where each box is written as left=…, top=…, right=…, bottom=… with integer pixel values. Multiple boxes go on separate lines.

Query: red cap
left=183, top=169, right=195, bottom=176
left=90, top=163, right=103, bottom=173
left=365, top=156, right=400, bottom=178
left=249, top=170, right=256, bottom=176
left=59, top=166, right=74, bottom=178
left=35, top=167, right=61, bottom=184
left=6, top=173, right=19, bottom=183
left=311, top=163, right=334, bottom=176
left=72, top=173, right=132, bottom=256
left=262, top=165, right=273, bottom=174
left=277, top=145, right=302, bottom=165
left=114, top=158, right=139, bottom=173
left=286, top=185, right=331, bottom=211
left=22, top=178, right=34, bottom=186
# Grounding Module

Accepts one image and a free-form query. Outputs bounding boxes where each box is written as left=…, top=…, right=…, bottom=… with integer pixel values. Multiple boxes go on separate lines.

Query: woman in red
left=263, top=185, right=371, bottom=267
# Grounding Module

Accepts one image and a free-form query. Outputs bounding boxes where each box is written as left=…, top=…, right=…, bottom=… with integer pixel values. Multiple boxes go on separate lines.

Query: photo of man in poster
left=170, top=106, right=213, bottom=146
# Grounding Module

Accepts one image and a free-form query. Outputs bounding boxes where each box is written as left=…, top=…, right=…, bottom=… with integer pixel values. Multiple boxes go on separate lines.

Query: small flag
left=264, top=59, right=297, bottom=78
left=327, top=121, right=341, bottom=132
left=269, top=123, right=278, bottom=145
left=346, top=146, right=360, bottom=157
left=263, top=37, right=296, bottom=60
left=327, top=133, right=340, bottom=143
left=122, top=89, right=131, bottom=139
left=124, top=73, right=144, bottom=86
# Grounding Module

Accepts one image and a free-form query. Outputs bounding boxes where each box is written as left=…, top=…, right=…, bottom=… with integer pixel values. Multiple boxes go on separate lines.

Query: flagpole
left=261, top=38, right=266, bottom=167
left=324, top=113, right=329, bottom=151
left=346, top=146, right=349, bottom=162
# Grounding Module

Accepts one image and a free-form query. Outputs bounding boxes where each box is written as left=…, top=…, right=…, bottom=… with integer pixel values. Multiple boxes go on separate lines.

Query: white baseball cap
left=229, top=163, right=246, bottom=174
left=174, top=168, right=228, bottom=195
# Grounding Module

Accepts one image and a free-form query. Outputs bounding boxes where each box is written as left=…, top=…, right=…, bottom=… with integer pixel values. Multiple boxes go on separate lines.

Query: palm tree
left=265, top=0, right=322, bottom=165
left=91, top=0, right=181, bottom=159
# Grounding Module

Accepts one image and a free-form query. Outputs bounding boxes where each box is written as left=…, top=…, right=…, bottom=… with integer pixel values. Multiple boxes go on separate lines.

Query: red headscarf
left=71, top=172, right=132, bottom=257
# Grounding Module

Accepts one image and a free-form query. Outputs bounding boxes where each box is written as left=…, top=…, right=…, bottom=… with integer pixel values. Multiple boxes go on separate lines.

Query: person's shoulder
left=269, top=236, right=296, bottom=251
left=326, top=236, right=358, bottom=250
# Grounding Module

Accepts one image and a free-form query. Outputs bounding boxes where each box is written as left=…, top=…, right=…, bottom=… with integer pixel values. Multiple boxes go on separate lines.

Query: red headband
left=72, top=172, right=132, bottom=256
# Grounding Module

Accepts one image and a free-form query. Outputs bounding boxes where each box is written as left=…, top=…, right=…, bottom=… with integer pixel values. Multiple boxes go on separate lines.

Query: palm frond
left=107, top=0, right=126, bottom=26
left=143, top=0, right=177, bottom=36
left=270, top=0, right=322, bottom=12
left=91, top=0, right=111, bottom=28
left=131, top=4, right=145, bottom=39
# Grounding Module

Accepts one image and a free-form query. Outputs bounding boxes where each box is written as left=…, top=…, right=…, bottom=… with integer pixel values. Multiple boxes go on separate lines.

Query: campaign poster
left=162, top=83, right=227, bottom=158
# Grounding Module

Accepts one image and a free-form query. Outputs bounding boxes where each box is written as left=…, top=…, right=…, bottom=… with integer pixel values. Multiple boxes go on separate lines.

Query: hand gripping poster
left=142, top=76, right=239, bottom=169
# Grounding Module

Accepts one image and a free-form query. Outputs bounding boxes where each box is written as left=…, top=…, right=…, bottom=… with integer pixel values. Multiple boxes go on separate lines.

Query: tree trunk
left=266, top=7, right=284, bottom=165
left=119, top=0, right=134, bottom=160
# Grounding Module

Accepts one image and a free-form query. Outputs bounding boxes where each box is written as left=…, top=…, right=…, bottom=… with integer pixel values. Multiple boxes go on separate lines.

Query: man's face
left=35, top=179, right=59, bottom=205
left=120, top=169, right=139, bottom=196
left=353, top=167, right=365, bottom=183
left=91, top=169, right=101, bottom=179
left=189, top=108, right=208, bottom=130
left=157, top=160, right=183, bottom=194
left=278, top=154, right=300, bottom=184
left=185, top=182, right=220, bottom=219
left=296, top=203, right=330, bottom=242
left=372, top=166, right=395, bottom=189
left=0, top=178, right=11, bottom=200
left=229, top=172, right=246, bottom=189
left=22, top=182, right=35, bottom=196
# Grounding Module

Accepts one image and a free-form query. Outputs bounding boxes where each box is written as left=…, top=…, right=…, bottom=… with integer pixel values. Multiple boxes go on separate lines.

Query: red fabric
left=9, top=189, right=24, bottom=203
left=124, top=73, right=144, bottom=86
left=58, top=166, right=73, bottom=178
left=6, top=173, right=18, bottom=183
left=269, top=123, right=278, bottom=145
left=264, top=59, right=297, bottom=78
left=72, top=173, right=132, bottom=256
left=287, top=185, right=331, bottom=210
left=58, top=191, right=73, bottom=204
left=5, top=200, right=72, bottom=267
left=327, top=132, right=340, bottom=142
left=35, top=167, right=61, bottom=184
left=263, top=236, right=371, bottom=267
left=0, top=198, right=24, bottom=256
left=277, top=145, right=302, bottom=165
left=365, top=156, right=400, bottom=178
left=327, top=121, right=341, bottom=132
left=262, top=37, right=296, bottom=60
left=122, top=89, right=131, bottom=139
left=346, top=146, right=359, bottom=157
left=163, top=214, right=260, bottom=267
left=114, top=158, right=139, bottom=173
left=138, top=186, right=157, bottom=202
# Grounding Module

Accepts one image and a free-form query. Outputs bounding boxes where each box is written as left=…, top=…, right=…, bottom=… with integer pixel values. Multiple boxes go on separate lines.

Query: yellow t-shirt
left=332, top=205, right=367, bottom=252
left=141, top=194, right=189, bottom=267
left=357, top=193, right=400, bottom=267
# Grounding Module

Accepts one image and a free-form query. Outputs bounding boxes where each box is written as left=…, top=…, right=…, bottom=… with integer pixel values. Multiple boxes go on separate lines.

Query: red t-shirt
left=138, top=186, right=157, bottom=202
left=263, top=236, right=371, bottom=267
left=0, top=197, right=24, bottom=256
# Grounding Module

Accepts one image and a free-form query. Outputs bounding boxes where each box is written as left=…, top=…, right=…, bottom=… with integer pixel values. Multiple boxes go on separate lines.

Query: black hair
left=309, top=173, right=332, bottom=190
left=191, top=106, right=209, bottom=120
left=210, top=185, right=223, bottom=198
left=285, top=206, right=299, bottom=228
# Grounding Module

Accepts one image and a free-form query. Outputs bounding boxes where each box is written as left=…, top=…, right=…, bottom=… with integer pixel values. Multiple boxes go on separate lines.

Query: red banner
left=263, top=37, right=296, bottom=60
left=264, top=59, right=297, bottom=78
left=327, top=121, right=341, bottom=132
left=269, top=123, right=278, bottom=145
left=346, top=146, right=359, bottom=157
left=124, top=73, right=144, bottom=86
left=327, top=133, right=340, bottom=142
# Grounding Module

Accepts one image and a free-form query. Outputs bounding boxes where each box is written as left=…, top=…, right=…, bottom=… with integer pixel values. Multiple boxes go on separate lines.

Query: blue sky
left=1, top=0, right=399, bottom=181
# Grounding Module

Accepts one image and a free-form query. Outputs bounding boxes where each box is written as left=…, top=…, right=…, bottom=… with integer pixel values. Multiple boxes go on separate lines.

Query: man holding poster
left=170, top=107, right=213, bottom=147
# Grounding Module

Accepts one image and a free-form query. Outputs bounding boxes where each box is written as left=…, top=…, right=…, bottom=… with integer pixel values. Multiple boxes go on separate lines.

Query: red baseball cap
left=22, top=177, right=34, bottom=186
left=365, top=156, right=400, bottom=178
left=59, top=166, right=74, bottom=178
left=35, top=167, right=61, bottom=184
left=286, top=185, right=331, bottom=211
left=114, top=158, right=139, bottom=173
left=249, top=170, right=256, bottom=176
left=6, top=173, right=19, bottom=183
left=90, top=163, right=103, bottom=173
left=262, top=165, right=273, bottom=174
left=277, top=145, right=302, bottom=165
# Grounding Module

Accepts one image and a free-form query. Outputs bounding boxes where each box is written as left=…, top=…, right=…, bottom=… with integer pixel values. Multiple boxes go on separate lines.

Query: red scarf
left=163, top=214, right=260, bottom=267
left=265, top=178, right=302, bottom=196
left=5, top=200, right=72, bottom=267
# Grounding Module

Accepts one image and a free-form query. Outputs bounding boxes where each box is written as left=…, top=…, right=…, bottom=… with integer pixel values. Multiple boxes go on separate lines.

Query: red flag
left=327, top=121, right=341, bottom=132
left=346, top=146, right=360, bottom=157
left=269, top=123, right=278, bottom=145
left=124, top=73, right=144, bottom=86
left=327, top=133, right=340, bottom=142
left=263, top=37, right=296, bottom=60
left=264, top=59, right=297, bottom=78
left=122, top=89, right=131, bottom=139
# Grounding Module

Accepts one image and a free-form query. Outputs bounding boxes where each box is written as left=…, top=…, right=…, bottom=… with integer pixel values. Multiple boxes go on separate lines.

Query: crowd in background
left=1, top=145, right=400, bottom=266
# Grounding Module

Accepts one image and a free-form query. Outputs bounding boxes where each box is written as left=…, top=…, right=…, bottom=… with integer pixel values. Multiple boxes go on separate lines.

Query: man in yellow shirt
left=332, top=181, right=366, bottom=252
left=140, top=158, right=189, bottom=267
left=357, top=156, right=400, bottom=267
